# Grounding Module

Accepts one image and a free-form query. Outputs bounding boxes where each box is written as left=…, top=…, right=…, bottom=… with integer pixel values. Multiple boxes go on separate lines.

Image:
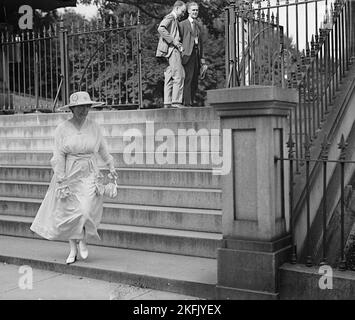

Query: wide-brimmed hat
left=58, top=91, right=104, bottom=112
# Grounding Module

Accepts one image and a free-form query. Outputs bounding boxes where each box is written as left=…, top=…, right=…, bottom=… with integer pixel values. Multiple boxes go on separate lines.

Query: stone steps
left=0, top=235, right=217, bottom=299
left=0, top=215, right=222, bottom=258
left=0, top=166, right=221, bottom=189
left=0, top=180, right=222, bottom=209
left=0, top=151, right=221, bottom=169
left=0, top=108, right=217, bottom=127
left=0, top=108, right=223, bottom=271
left=0, top=121, right=220, bottom=138
left=0, top=135, right=221, bottom=152
left=0, top=196, right=222, bottom=233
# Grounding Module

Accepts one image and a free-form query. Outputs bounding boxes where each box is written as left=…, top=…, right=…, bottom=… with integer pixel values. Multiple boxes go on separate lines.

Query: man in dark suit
left=179, top=2, right=205, bottom=107
left=156, top=1, right=186, bottom=108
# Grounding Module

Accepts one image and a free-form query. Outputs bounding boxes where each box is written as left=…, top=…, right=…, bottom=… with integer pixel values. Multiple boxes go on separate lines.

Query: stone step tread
left=0, top=109, right=218, bottom=127
left=0, top=196, right=222, bottom=215
left=0, top=215, right=223, bottom=240
left=0, top=133, right=220, bottom=140
left=0, top=235, right=217, bottom=297
left=0, top=180, right=221, bottom=193
left=0, top=164, right=216, bottom=174
left=0, top=120, right=220, bottom=129
left=0, top=150, right=220, bottom=154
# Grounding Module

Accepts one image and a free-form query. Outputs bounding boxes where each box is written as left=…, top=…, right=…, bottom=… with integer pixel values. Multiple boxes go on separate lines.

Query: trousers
left=183, top=45, right=199, bottom=106
left=164, top=48, right=185, bottom=105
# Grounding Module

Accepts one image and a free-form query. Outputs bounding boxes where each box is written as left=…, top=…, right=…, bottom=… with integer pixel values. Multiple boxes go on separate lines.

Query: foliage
left=84, top=0, right=228, bottom=107
left=3, top=0, right=301, bottom=108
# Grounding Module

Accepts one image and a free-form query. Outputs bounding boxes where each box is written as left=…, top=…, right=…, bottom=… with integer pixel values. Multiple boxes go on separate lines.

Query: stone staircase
left=0, top=107, right=223, bottom=298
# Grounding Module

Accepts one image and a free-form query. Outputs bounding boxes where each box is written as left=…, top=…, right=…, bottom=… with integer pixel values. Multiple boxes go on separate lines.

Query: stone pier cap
left=207, top=86, right=298, bottom=116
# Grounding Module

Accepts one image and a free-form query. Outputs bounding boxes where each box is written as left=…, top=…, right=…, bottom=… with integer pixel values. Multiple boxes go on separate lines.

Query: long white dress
left=30, top=118, right=115, bottom=241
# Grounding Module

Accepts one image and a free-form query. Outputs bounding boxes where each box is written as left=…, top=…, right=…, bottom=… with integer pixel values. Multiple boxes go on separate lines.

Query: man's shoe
left=171, top=104, right=185, bottom=108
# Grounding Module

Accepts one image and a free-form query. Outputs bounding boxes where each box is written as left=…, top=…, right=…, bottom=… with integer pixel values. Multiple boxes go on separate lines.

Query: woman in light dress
left=30, top=91, right=117, bottom=264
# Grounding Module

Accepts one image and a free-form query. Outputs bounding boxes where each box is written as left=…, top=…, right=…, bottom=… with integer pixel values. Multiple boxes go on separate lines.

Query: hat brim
left=57, top=101, right=105, bottom=112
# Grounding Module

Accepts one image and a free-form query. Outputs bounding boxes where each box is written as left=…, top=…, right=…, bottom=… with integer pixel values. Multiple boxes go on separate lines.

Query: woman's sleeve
left=50, top=125, right=66, bottom=181
left=97, top=124, right=115, bottom=171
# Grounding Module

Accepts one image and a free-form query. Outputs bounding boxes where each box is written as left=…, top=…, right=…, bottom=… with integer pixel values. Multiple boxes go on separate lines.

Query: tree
left=77, top=0, right=228, bottom=107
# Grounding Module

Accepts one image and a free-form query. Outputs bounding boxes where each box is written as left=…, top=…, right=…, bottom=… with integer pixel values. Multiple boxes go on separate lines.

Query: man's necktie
left=192, top=21, right=198, bottom=44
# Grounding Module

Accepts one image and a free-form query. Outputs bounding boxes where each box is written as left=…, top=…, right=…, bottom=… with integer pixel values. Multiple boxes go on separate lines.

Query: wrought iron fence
left=226, top=0, right=355, bottom=172
left=225, top=2, right=286, bottom=87
left=0, top=26, right=62, bottom=113
left=278, top=134, right=355, bottom=270
left=65, top=13, right=142, bottom=109
left=0, top=11, right=142, bottom=113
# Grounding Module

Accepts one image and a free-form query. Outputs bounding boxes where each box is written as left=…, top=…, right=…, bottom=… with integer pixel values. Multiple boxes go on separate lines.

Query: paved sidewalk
left=0, top=262, right=202, bottom=300
left=0, top=235, right=216, bottom=299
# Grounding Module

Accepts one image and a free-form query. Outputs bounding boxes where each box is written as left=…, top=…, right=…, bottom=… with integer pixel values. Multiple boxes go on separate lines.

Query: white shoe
left=78, top=240, right=88, bottom=260
left=66, top=239, right=78, bottom=264
left=66, top=251, right=77, bottom=264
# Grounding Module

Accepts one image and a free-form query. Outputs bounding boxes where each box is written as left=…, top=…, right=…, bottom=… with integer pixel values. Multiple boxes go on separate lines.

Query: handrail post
left=59, top=18, right=69, bottom=105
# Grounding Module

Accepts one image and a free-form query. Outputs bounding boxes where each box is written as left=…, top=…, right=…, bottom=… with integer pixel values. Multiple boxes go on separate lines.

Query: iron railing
left=1, top=26, right=62, bottom=113
left=278, top=134, right=355, bottom=270
left=0, top=11, right=143, bottom=113
left=226, top=0, right=355, bottom=171
left=66, top=13, right=143, bottom=109
left=227, top=0, right=355, bottom=269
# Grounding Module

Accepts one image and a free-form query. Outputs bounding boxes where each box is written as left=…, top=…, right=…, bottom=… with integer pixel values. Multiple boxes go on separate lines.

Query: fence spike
left=315, top=33, right=319, bottom=44
left=338, top=135, right=348, bottom=160
left=304, top=134, right=312, bottom=159
left=320, top=136, right=330, bottom=160
left=306, top=42, right=310, bottom=57
left=310, top=36, right=316, bottom=56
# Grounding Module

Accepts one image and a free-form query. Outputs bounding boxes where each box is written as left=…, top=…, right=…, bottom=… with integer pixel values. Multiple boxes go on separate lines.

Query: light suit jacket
left=156, top=12, right=180, bottom=58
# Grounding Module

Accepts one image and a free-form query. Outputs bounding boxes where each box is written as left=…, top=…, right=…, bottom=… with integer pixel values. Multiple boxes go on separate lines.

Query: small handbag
left=95, top=172, right=118, bottom=199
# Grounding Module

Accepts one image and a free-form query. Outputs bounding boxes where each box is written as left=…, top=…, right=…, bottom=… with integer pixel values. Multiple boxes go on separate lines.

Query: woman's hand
left=56, top=176, right=66, bottom=185
left=108, top=168, right=118, bottom=180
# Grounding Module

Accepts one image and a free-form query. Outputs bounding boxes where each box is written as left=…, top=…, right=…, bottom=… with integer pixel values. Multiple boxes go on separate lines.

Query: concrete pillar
left=207, top=86, right=298, bottom=299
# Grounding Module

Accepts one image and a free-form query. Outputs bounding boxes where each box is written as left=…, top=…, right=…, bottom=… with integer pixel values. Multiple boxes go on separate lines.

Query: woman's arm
left=50, top=125, right=66, bottom=182
left=97, top=124, right=115, bottom=174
